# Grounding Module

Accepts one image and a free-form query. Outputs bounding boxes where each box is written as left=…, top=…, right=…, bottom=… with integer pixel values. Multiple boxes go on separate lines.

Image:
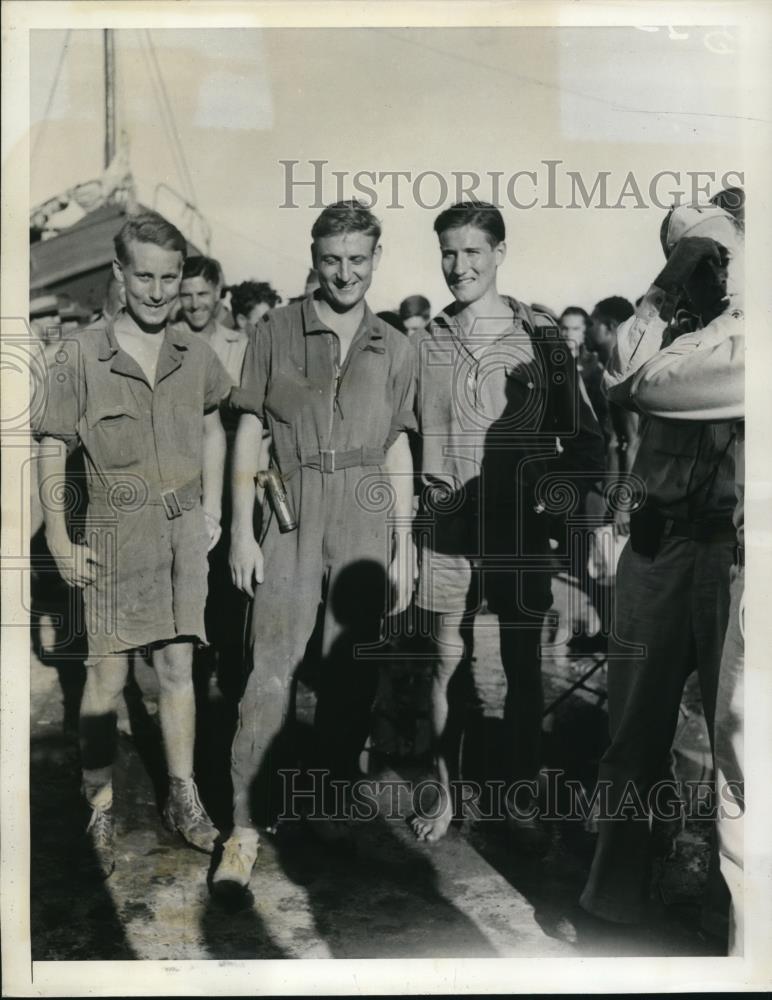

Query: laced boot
left=163, top=776, right=219, bottom=853
left=84, top=783, right=115, bottom=879
left=212, top=826, right=260, bottom=890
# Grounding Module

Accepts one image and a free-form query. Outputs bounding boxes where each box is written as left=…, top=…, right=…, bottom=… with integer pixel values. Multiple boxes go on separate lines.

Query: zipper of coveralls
left=327, top=327, right=360, bottom=446
left=327, top=333, right=341, bottom=451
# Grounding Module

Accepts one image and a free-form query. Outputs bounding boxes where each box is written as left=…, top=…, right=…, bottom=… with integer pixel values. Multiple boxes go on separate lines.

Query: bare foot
left=410, top=786, right=454, bottom=843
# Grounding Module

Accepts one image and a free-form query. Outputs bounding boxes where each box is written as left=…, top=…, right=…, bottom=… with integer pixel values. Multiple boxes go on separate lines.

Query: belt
left=301, top=446, right=385, bottom=474
left=88, top=477, right=202, bottom=519
left=662, top=517, right=736, bottom=543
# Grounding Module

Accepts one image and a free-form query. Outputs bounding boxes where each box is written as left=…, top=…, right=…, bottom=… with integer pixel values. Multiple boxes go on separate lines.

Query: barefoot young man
left=212, top=200, right=416, bottom=889
left=33, top=212, right=232, bottom=876
left=411, top=201, right=605, bottom=842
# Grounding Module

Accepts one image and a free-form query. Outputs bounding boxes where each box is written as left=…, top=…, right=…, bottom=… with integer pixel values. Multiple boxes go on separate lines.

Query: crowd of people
left=31, top=189, right=745, bottom=954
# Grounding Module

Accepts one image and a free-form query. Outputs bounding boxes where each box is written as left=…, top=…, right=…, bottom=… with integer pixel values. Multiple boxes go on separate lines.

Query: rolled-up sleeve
left=602, top=285, right=674, bottom=407
left=384, top=340, right=417, bottom=449
left=31, top=338, right=85, bottom=443
left=203, top=343, right=234, bottom=413
left=630, top=311, right=744, bottom=421
left=229, top=322, right=272, bottom=418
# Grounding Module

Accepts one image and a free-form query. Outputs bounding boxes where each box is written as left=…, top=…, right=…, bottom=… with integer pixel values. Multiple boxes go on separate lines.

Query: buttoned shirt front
left=231, top=295, right=417, bottom=477
left=33, top=313, right=232, bottom=501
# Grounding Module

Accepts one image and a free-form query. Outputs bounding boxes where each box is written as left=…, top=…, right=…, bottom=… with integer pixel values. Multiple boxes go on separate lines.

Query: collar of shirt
left=432, top=295, right=532, bottom=337
left=300, top=293, right=385, bottom=352
left=96, top=309, right=189, bottom=383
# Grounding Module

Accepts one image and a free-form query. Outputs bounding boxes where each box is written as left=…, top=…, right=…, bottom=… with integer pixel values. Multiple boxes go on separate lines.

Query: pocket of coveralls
left=85, top=404, right=142, bottom=470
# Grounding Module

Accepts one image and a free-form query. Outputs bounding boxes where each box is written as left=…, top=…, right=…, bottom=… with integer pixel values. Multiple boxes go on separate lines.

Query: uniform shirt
left=32, top=313, right=232, bottom=500
left=231, top=295, right=417, bottom=475
left=414, top=297, right=605, bottom=520
left=603, top=286, right=737, bottom=523
left=625, top=308, right=744, bottom=544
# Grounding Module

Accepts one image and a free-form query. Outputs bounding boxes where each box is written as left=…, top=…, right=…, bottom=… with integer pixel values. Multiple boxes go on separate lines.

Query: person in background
left=589, top=296, right=634, bottom=366
left=559, top=306, right=609, bottom=454
left=177, top=256, right=247, bottom=387
left=399, top=295, right=432, bottom=338
left=230, top=281, right=282, bottom=336
left=580, top=200, right=742, bottom=936
left=588, top=296, right=639, bottom=493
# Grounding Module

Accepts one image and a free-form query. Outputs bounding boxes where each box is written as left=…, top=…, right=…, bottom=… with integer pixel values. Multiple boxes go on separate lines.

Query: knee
left=254, top=671, right=287, bottom=705
left=155, top=655, right=193, bottom=692
left=431, top=658, right=458, bottom=689
left=86, top=658, right=128, bottom=703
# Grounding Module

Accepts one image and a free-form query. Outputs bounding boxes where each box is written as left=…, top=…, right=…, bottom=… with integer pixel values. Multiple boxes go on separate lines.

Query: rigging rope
left=31, top=29, right=72, bottom=171
left=144, top=29, right=198, bottom=207
left=136, top=30, right=192, bottom=204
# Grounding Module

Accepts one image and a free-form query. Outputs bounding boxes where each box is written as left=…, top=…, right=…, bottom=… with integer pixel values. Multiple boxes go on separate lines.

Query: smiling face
left=312, top=232, right=381, bottom=313
left=114, top=240, right=183, bottom=331
left=179, top=274, right=220, bottom=332
left=439, top=224, right=505, bottom=306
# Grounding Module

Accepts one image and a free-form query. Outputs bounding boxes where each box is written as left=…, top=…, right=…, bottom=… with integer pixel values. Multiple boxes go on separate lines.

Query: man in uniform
left=580, top=201, right=741, bottom=929
left=625, top=204, right=745, bottom=952
left=212, top=200, right=416, bottom=889
left=33, top=212, right=232, bottom=876
left=411, top=201, right=606, bottom=842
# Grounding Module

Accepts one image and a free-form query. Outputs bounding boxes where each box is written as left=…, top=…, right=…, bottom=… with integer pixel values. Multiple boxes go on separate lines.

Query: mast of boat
left=103, top=28, right=116, bottom=168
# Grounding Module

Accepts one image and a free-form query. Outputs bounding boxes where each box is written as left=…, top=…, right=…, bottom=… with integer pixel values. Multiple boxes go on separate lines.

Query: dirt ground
left=30, top=590, right=723, bottom=962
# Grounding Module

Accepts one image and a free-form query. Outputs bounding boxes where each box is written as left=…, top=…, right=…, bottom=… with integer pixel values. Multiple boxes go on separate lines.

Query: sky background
left=30, top=26, right=744, bottom=315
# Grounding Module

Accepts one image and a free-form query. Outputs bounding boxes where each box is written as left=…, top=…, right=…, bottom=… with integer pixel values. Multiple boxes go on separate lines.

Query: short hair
left=114, top=211, right=187, bottom=265
left=181, top=255, right=223, bottom=288
left=399, top=295, right=431, bottom=322
left=559, top=306, right=590, bottom=327
left=593, top=296, right=634, bottom=327
left=229, top=280, right=282, bottom=320
left=433, top=201, right=505, bottom=246
left=311, top=199, right=381, bottom=244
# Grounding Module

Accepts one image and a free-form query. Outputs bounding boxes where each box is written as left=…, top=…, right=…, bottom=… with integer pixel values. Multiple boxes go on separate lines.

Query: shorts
left=80, top=500, right=209, bottom=664
left=415, top=512, right=553, bottom=619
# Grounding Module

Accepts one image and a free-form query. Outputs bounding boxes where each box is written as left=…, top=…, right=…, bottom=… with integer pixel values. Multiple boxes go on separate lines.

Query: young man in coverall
left=213, top=200, right=416, bottom=888
left=33, top=212, right=231, bottom=876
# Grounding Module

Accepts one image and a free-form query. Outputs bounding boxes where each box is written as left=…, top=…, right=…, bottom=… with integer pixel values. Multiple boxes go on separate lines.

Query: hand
left=387, top=533, right=417, bottom=616
left=655, top=236, right=724, bottom=295
left=229, top=532, right=264, bottom=597
left=614, top=507, right=631, bottom=536
left=204, top=510, right=222, bottom=552
left=47, top=536, right=100, bottom=589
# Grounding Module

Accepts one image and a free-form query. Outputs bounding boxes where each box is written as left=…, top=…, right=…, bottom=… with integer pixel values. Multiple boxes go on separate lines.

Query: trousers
left=580, top=534, right=734, bottom=923
left=230, top=466, right=390, bottom=829
left=715, top=564, right=744, bottom=954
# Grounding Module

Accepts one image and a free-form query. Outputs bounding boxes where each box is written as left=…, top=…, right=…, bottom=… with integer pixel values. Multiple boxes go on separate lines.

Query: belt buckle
left=161, top=488, right=182, bottom=519
left=320, top=449, right=336, bottom=474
